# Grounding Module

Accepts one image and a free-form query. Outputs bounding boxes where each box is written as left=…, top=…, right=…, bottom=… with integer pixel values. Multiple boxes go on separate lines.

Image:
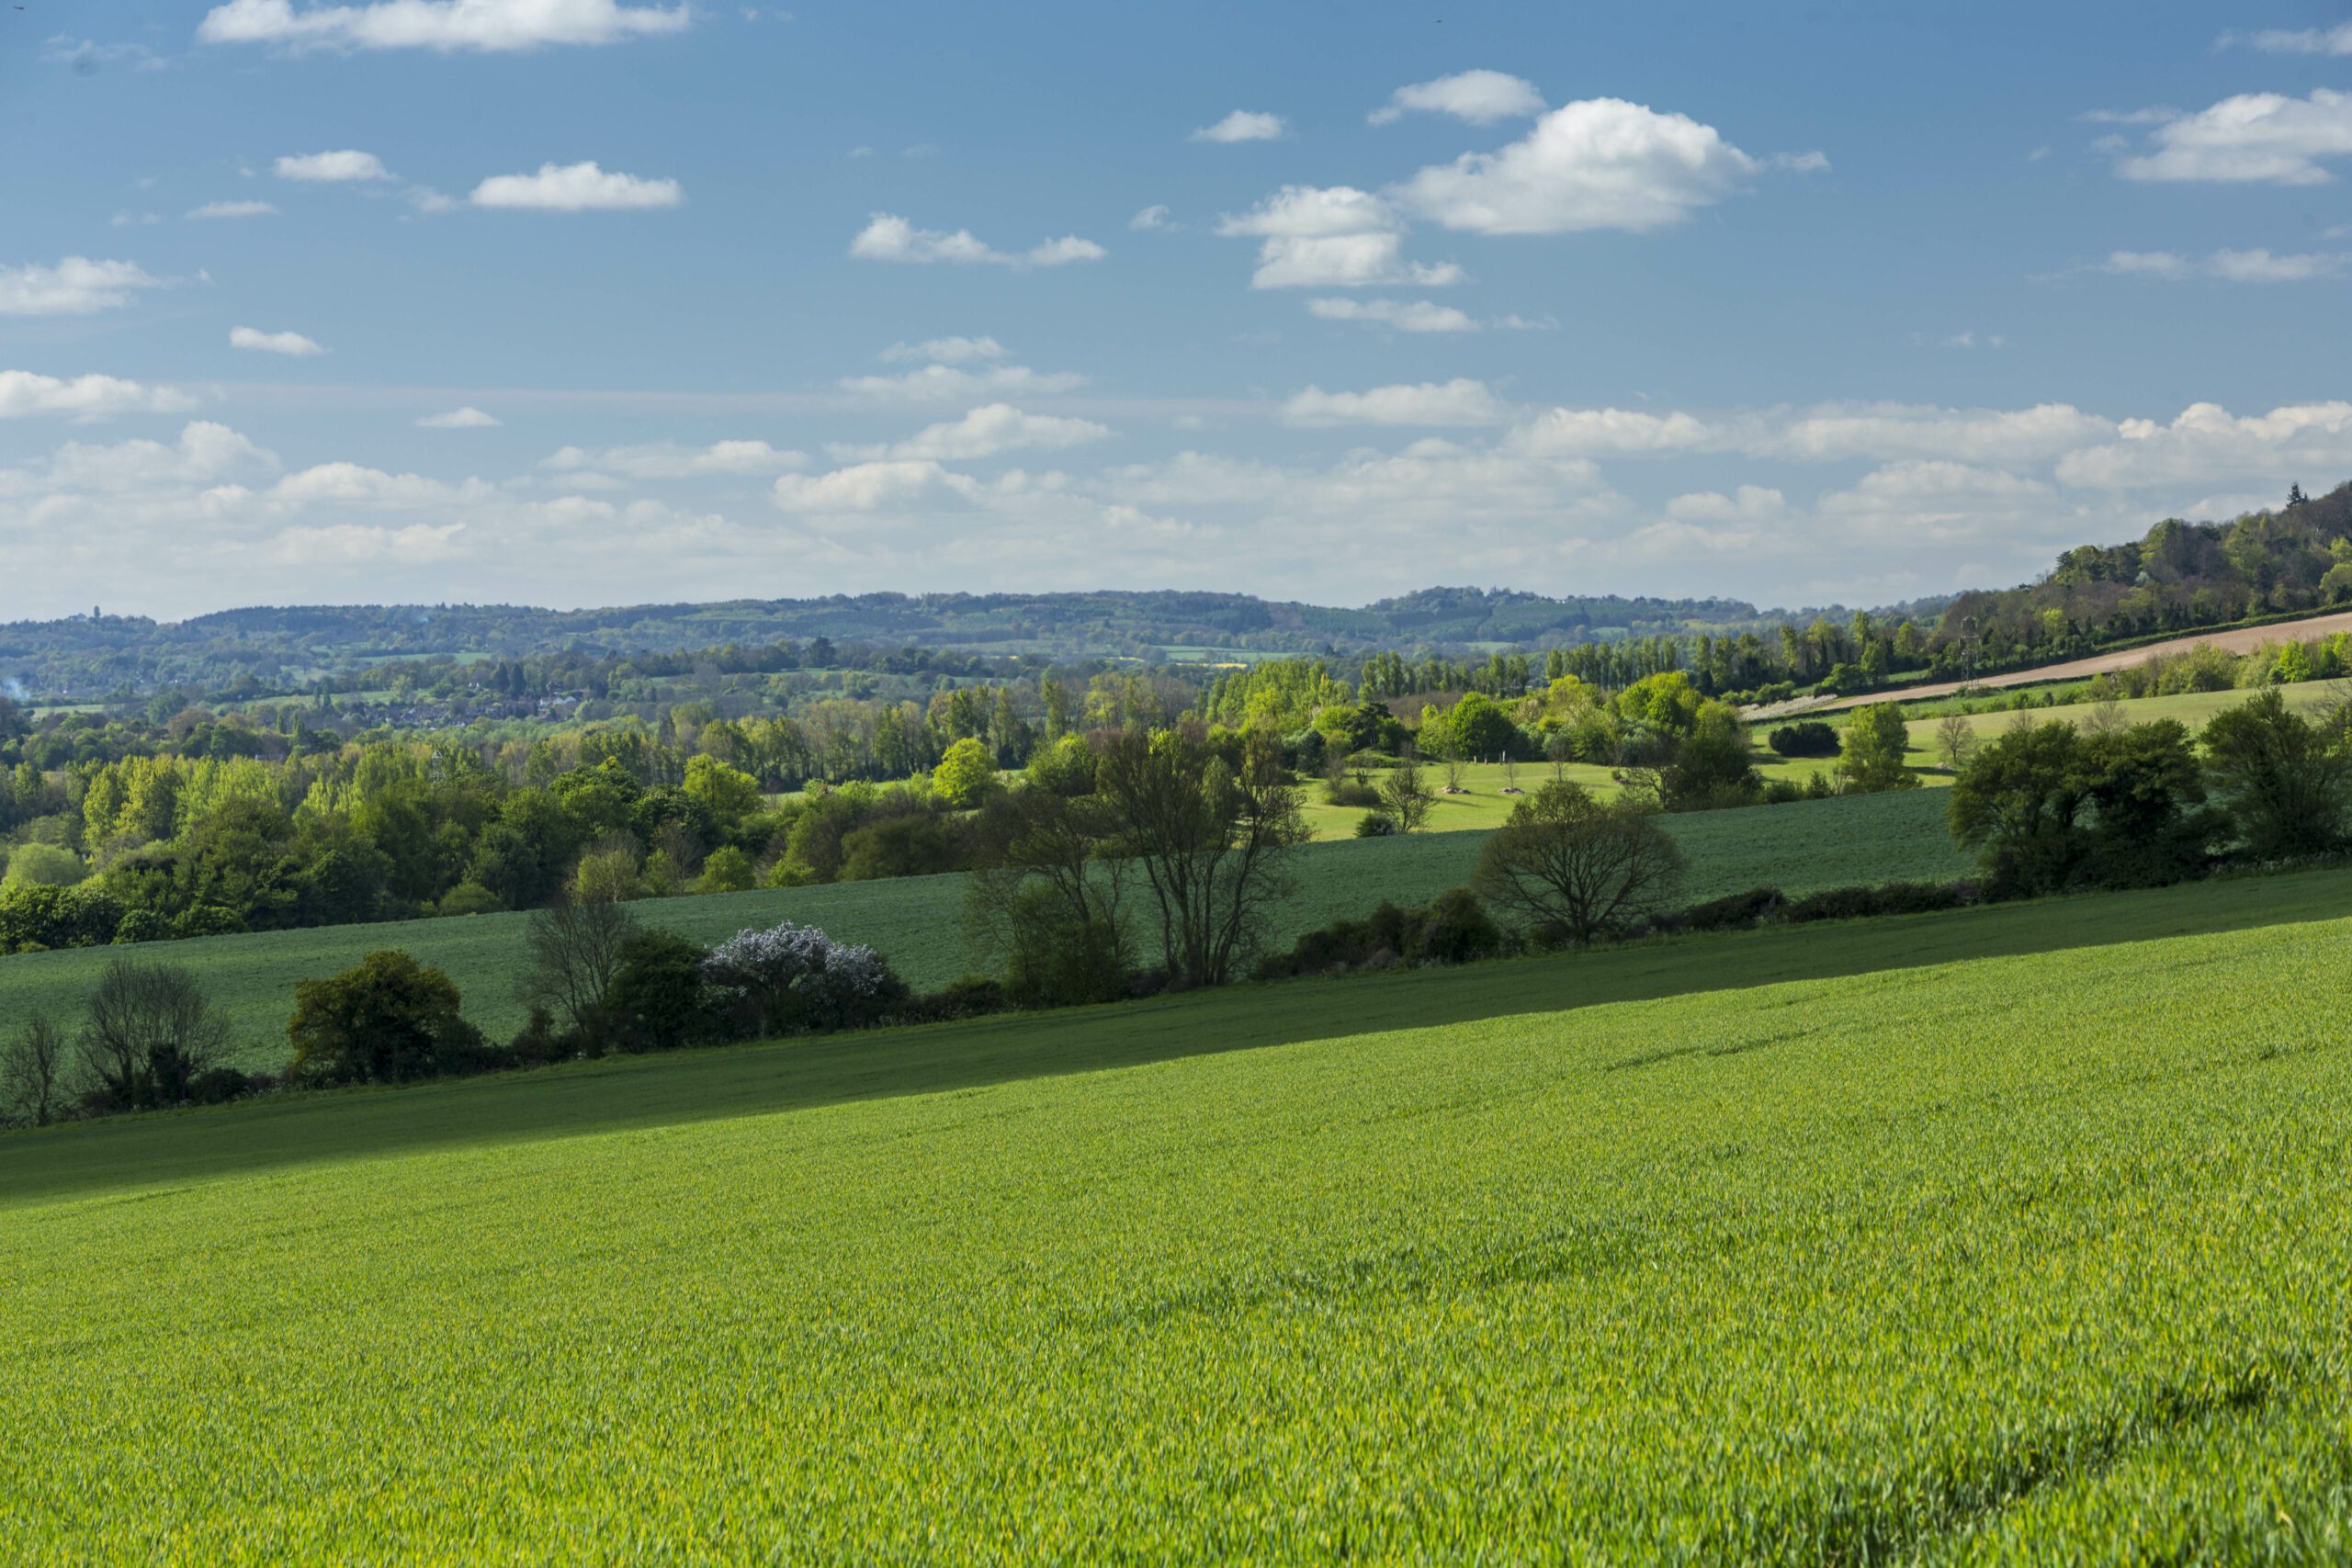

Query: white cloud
left=1666, top=484, right=1788, bottom=523
left=1306, top=297, right=1478, bottom=333
left=772, top=459, right=978, bottom=513
left=1817, top=461, right=2055, bottom=544
left=197, top=0, right=688, bottom=51
left=269, top=521, right=467, bottom=563
left=837, top=363, right=1087, bottom=402
left=275, top=148, right=392, bottom=182
left=0, top=371, right=196, bottom=421
left=470, top=162, right=682, bottom=210
left=880, top=336, right=1006, bottom=364
left=45, top=36, right=168, bottom=71
left=848, top=214, right=1105, bottom=267
left=2100, top=247, right=2346, bottom=283
left=544, top=439, right=807, bottom=478
left=1282, top=379, right=1506, bottom=427
left=1216, top=185, right=1460, bottom=288
left=0, top=258, right=164, bottom=317
left=834, top=403, right=1113, bottom=461
left=1370, top=70, right=1544, bottom=126
left=2225, top=23, right=2352, bottom=55
left=2116, top=89, right=2352, bottom=185
left=416, top=406, right=500, bottom=428
left=1508, top=400, right=2115, bottom=464
left=1394, top=97, right=1761, bottom=234
left=406, top=186, right=459, bottom=214
left=187, top=199, right=277, bottom=220
left=2055, top=401, right=2352, bottom=488
left=1190, top=110, right=1285, bottom=143
left=1129, top=204, right=1175, bottom=231
left=230, top=326, right=326, bottom=356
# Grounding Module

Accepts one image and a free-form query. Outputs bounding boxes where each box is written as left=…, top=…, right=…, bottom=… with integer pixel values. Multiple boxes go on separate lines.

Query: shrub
left=288, top=950, right=492, bottom=1085
left=603, top=931, right=716, bottom=1053
left=1681, top=886, right=1784, bottom=933
left=1783, top=881, right=1976, bottom=924
left=1259, top=888, right=1511, bottom=978
left=1354, top=811, right=1398, bottom=838
left=898, top=975, right=1009, bottom=1024
left=1767, top=721, right=1839, bottom=758
left=1323, top=778, right=1382, bottom=808
left=1000, top=883, right=1129, bottom=1010
left=702, top=920, right=908, bottom=1038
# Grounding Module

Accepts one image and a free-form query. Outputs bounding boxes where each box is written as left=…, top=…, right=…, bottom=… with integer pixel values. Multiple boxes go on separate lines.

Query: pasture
left=0, top=789, right=1973, bottom=1067
left=5, top=868, right=2349, bottom=1559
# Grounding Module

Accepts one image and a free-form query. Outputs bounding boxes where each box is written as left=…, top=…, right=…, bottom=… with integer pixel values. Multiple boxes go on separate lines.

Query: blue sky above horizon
left=6, top=0, right=2352, bottom=622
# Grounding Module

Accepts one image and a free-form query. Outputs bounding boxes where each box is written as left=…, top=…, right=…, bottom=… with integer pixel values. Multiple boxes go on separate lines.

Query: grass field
left=5, top=867, right=2349, bottom=1558
left=0, top=789, right=1973, bottom=1067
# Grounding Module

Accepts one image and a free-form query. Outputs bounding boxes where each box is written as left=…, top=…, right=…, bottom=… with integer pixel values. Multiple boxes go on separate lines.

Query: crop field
left=0, top=789, right=1972, bottom=1067
left=4, top=868, right=2349, bottom=1559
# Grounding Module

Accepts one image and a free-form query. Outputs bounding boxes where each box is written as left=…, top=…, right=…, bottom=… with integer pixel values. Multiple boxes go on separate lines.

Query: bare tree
left=1094, top=728, right=1310, bottom=987
left=1545, top=728, right=1576, bottom=783
left=1936, top=713, right=1977, bottom=773
left=2, top=1014, right=71, bottom=1126
left=1473, top=781, right=1686, bottom=948
left=1438, top=736, right=1468, bottom=793
left=81, top=960, right=229, bottom=1109
left=1499, top=751, right=1521, bottom=793
left=1379, top=750, right=1435, bottom=833
left=519, top=896, right=642, bottom=1034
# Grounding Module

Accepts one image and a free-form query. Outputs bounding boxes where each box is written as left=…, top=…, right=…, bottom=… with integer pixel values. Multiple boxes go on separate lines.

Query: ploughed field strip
left=4, top=870, right=2348, bottom=1560
left=0, top=786, right=1972, bottom=1069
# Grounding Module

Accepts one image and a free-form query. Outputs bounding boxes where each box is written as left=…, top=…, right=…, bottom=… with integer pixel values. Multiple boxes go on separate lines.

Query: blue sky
left=6, top=0, right=2352, bottom=621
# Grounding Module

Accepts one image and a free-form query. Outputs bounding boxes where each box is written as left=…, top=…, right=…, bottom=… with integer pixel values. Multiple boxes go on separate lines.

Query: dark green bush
left=1768, top=721, right=1839, bottom=758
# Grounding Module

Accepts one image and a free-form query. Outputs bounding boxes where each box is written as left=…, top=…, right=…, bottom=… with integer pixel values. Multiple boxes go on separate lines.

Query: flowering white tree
left=701, top=920, right=903, bottom=1035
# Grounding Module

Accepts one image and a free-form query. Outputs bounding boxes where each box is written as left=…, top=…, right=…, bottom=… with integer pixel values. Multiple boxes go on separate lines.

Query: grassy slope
left=0, top=789, right=1973, bottom=1065
left=5, top=869, right=2349, bottom=1559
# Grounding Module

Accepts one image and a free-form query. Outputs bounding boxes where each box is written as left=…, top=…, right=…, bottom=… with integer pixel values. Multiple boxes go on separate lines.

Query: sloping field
left=1750, top=607, right=2352, bottom=719
left=0, top=788, right=1973, bottom=1066
left=4, top=869, right=2348, bottom=1559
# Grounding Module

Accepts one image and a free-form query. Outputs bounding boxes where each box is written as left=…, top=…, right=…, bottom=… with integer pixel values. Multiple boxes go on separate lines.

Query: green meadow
left=0, top=788, right=1973, bottom=1066
left=5, top=869, right=2349, bottom=1559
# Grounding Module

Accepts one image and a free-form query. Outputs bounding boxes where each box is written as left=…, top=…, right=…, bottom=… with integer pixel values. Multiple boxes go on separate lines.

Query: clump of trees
left=1948, top=690, right=2352, bottom=897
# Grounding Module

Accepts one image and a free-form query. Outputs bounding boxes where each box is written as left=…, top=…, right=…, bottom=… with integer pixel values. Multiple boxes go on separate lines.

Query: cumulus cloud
left=0, top=371, right=196, bottom=421
left=1283, top=379, right=1505, bottom=427
left=543, top=440, right=807, bottom=478
left=275, top=148, right=392, bottom=181
left=880, top=336, right=1006, bottom=364
left=1306, top=297, right=1479, bottom=333
left=1508, top=400, right=2116, bottom=464
left=0, top=258, right=164, bottom=316
left=187, top=199, right=278, bottom=220
left=1129, top=204, right=1175, bottom=231
left=837, top=362, right=1087, bottom=402
left=1190, top=110, right=1285, bottom=143
left=848, top=214, right=1105, bottom=267
left=2055, top=401, right=2352, bottom=488
left=1393, top=97, right=1764, bottom=233
left=832, top=403, right=1113, bottom=461
left=230, top=326, right=326, bottom=356
left=269, top=521, right=467, bottom=563
left=1370, top=70, right=1544, bottom=126
left=2098, top=247, right=2346, bottom=282
left=470, top=161, right=682, bottom=209
left=415, top=406, right=501, bottom=428
left=197, top=0, right=688, bottom=51
left=2115, top=89, right=2352, bottom=185
left=772, top=459, right=978, bottom=513
left=1215, top=185, right=1460, bottom=288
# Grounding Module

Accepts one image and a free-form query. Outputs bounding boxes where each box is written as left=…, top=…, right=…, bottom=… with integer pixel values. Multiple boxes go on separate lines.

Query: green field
left=0, top=789, right=1973, bottom=1066
left=6, top=868, right=2350, bottom=1558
